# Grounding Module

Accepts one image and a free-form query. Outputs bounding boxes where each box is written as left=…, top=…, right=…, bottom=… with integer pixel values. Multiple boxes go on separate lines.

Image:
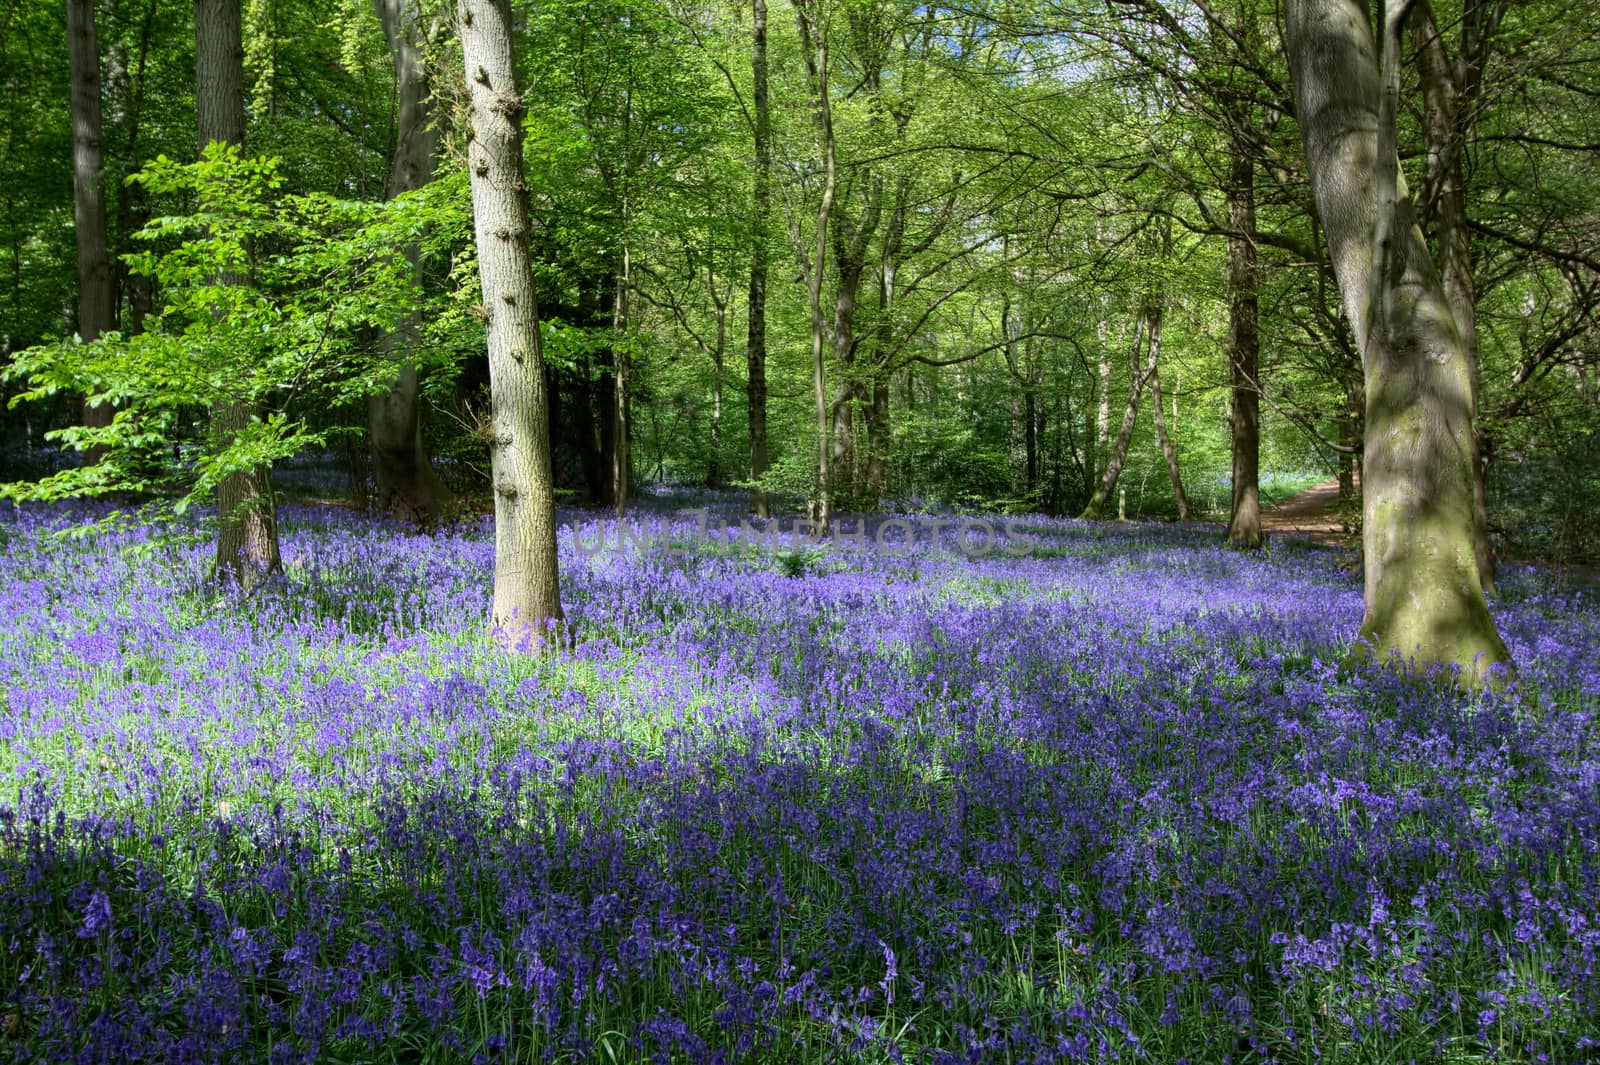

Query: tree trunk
left=1094, top=337, right=1111, bottom=481
left=1170, top=367, right=1178, bottom=439
left=197, top=0, right=280, bottom=583
left=1079, top=314, right=1154, bottom=520
left=1285, top=0, right=1508, bottom=680
left=343, top=409, right=370, bottom=508
left=1007, top=388, right=1022, bottom=494
left=826, top=191, right=876, bottom=509
left=1049, top=390, right=1065, bottom=514
left=68, top=0, right=115, bottom=432
left=1147, top=304, right=1191, bottom=520
left=597, top=354, right=617, bottom=504
left=1003, top=296, right=1023, bottom=495
left=580, top=275, right=613, bottom=505
left=1339, top=375, right=1361, bottom=519
left=746, top=0, right=771, bottom=517
left=611, top=248, right=631, bottom=517
left=1416, top=4, right=1496, bottom=593
left=568, top=368, right=604, bottom=503
left=109, top=0, right=157, bottom=338
left=793, top=0, right=835, bottom=535
left=828, top=381, right=856, bottom=509
left=459, top=0, right=564, bottom=649
left=368, top=0, right=455, bottom=523
left=707, top=283, right=725, bottom=487
left=1225, top=144, right=1263, bottom=548
left=857, top=185, right=910, bottom=514
left=863, top=373, right=889, bottom=510
left=1024, top=385, right=1037, bottom=495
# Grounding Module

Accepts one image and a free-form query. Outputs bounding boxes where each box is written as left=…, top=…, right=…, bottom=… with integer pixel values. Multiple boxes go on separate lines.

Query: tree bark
left=597, top=346, right=617, bottom=504
left=825, top=177, right=880, bottom=509
left=1147, top=304, right=1191, bottom=520
left=197, top=0, right=280, bottom=583
left=1003, top=294, right=1037, bottom=501
left=580, top=274, right=613, bottom=504
left=859, top=196, right=909, bottom=513
left=1339, top=375, right=1361, bottom=518
left=1285, top=0, right=1509, bottom=680
left=1415, top=2, right=1498, bottom=593
left=1049, top=390, right=1066, bottom=514
left=745, top=0, right=771, bottom=517
left=611, top=248, right=631, bottom=517
left=863, top=374, right=889, bottom=509
left=1170, top=367, right=1177, bottom=440
left=1094, top=336, right=1111, bottom=481
left=1226, top=143, right=1262, bottom=548
left=707, top=271, right=726, bottom=487
left=108, top=0, right=157, bottom=338
left=1024, top=384, right=1037, bottom=495
left=1004, top=291, right=1017, bottom=492
left=1079, top=313, right=1154, bottom=520
left=368, top=0, right=456, bottom=524
left=792, top=0, right=835, bottom=535
left=459, top=0, right=564, bottom=649
left=68, top=0, right=115, bottom=434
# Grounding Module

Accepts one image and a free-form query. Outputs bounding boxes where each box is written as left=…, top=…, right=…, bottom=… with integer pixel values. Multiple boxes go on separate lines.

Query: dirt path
left=1256, top=480, right=1600, bottom=589
left=1261, top=477, right=1352, bottom=548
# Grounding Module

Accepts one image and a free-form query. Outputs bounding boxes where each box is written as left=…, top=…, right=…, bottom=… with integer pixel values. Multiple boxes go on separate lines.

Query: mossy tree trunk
left=1285, top=0, right=1510, bottom=681
left=1415, top=1, right=1499, bottom=593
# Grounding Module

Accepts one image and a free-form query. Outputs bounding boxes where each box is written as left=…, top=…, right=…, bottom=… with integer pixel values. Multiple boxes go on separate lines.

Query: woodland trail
left=1260, top=477, right=1352, bottom=548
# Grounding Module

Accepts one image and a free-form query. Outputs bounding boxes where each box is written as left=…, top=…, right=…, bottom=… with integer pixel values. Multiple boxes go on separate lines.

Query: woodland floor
left=2, top=498, right=1598, bottom=1062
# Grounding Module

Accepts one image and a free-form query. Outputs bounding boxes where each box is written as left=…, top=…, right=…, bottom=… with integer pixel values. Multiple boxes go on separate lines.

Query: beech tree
left=1224, top=141, right=1262, bottom=548
left=746, top=0, right=772, bottom=518
left=67, top=0, right=114, bottom=366
left=1412, top=0, right=1501, bottom=592
left=459, top=0, right=564, bottom=649
left=367, top=0, right=456, bottom=523
left=786, top=0, right=838, bottom=535
left=1284, top=0, right=1510, bottom=679
left=197, top=0, right=281, bottom=583
left=1146, top=300, right=1191, bottom=520
left=1078, top=302, right=1157, bottom=520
